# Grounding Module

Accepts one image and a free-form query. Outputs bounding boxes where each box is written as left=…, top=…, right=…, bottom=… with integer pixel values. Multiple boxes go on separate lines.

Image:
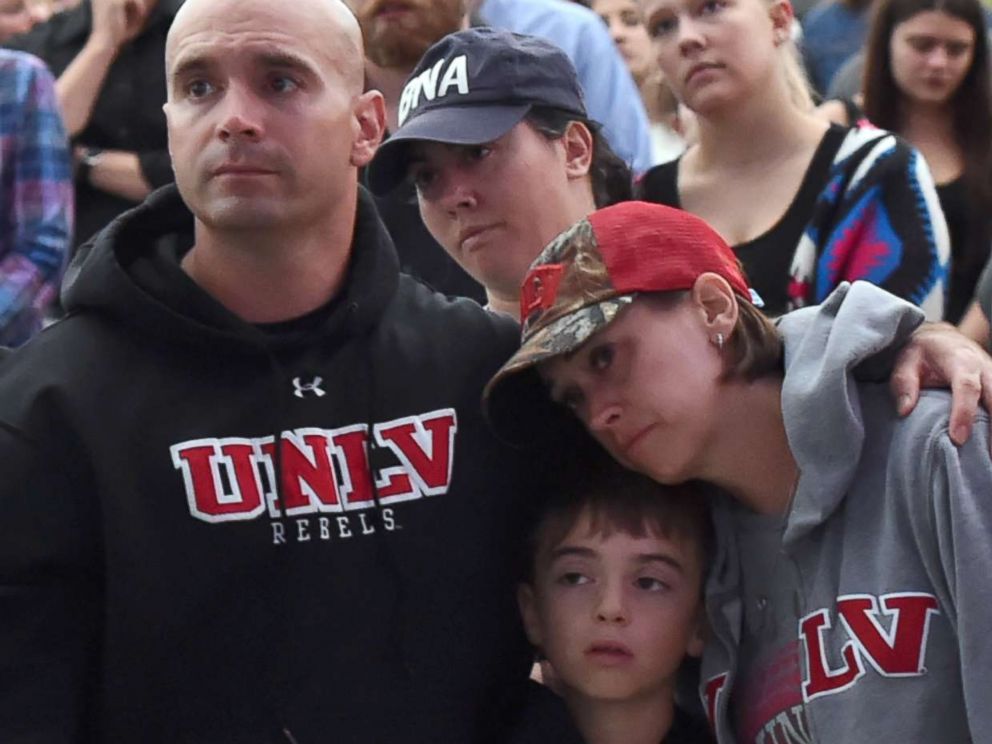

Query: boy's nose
left=595, top=586, right=629, bottom=625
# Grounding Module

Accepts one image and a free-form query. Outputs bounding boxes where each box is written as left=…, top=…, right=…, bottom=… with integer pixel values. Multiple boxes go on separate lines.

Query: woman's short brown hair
left=725, top=297, right=784, bottom=381
left=641, top=290, right=783, bottom=381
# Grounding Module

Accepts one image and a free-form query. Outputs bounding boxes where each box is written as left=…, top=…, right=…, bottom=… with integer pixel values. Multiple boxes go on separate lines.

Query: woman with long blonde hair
left=637, top=0, right=949, bottom=319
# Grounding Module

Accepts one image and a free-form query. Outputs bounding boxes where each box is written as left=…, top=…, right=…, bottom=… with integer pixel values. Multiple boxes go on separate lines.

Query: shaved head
left=167, top=0, right=365, bottom=91
left=162, top=0, right=385, bottom=242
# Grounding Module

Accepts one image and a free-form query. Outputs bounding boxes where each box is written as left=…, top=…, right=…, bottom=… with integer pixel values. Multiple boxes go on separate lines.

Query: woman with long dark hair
left=861, top=0, right=992, bottom=322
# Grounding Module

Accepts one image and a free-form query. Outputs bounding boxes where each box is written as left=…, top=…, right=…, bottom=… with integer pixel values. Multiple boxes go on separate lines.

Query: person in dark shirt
left=6, top=0, right=182, bottom=249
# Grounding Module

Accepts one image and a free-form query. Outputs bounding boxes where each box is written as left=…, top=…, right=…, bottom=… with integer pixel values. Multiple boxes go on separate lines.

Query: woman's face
left=539, top=297, right=725, bottom=485
left=411, top=121, right=590, bottom=305
left=641, top=0, right=785, bottom=115
left=592, top=0, right=656, bottom=83
left=889, top=10, right=975, bottom=107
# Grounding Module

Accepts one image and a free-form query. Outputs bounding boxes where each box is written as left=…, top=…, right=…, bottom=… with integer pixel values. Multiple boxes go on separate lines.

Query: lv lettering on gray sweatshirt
left=701, top=281, right=992, bottom=744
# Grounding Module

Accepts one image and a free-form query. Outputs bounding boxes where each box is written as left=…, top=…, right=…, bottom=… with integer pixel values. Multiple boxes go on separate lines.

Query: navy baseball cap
left=366, top=27, right=589, bottom=195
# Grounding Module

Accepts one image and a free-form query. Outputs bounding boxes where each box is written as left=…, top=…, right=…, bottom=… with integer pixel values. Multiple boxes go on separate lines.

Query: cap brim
left=483, top=296, right=635, bottom=445
left=366, top=103, right=532, bottom=195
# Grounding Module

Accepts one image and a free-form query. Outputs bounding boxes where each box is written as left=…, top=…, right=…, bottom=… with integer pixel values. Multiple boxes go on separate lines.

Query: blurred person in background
left=477, top=0, right=655, bottom=174
left=0, top=0, right=48, bottom=41
left=960, top=255, right=992, bottom=348
left=6, top=0, right=182, bottom=251
left=801, top=0, right=875, bottom=95
left=637, top=0, right=949, bottom=319
left=589, top=0, right=686, bottom=163
left=860, top=0, right=992, bottom=323
left=0, top=48, right=71, bottom=346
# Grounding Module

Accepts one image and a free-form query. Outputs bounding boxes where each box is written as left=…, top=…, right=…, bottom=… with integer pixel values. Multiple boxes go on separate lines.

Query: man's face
left=347, top=0, right=466, bottom=69
left=164, top=0, right=381, bottom=233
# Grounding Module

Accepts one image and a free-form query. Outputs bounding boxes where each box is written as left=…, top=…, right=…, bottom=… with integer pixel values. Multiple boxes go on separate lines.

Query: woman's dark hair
left=525, top=106, right=634, bottom=208
left=862, top=0, right=992, bottom=213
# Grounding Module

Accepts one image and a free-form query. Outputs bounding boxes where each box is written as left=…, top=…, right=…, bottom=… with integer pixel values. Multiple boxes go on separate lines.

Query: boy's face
left=519, top=511, right=705, bottom=703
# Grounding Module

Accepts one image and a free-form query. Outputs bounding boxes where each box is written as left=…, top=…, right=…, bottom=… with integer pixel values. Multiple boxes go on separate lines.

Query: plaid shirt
left=0, top=49, right=72, bottom=347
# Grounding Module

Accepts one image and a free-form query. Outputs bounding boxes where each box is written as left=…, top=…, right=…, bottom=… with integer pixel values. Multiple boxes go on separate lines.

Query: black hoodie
left=0, top=185, right=579, bottom=743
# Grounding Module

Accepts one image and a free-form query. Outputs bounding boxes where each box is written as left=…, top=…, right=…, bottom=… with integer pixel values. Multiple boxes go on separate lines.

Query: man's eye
left=186, top=80, right=215, bottom=98
left=270, top=76, right=300, bottom=94
left=589, top=344, right=614, bottom=372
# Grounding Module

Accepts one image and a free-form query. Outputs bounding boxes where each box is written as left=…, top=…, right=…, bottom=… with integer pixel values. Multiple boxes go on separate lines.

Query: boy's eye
left=558, top=571, right=591, bottom=586
left=635, top=576, right=669, bottom=592
left=699, top=0, right=726, bottom=15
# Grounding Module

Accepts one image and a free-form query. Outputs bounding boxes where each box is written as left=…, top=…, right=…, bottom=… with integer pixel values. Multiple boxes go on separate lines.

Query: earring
left=713, top=332, right=725, bottom=351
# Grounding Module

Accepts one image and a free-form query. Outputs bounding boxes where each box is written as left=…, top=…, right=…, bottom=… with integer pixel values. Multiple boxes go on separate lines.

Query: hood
left=776, top=281, right=925, bottom=545
left=61, top=184, right=400, bottom=352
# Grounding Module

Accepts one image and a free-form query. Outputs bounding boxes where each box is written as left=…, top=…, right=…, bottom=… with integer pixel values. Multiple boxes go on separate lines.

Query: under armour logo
left=292, top=376, right=326, bottom=398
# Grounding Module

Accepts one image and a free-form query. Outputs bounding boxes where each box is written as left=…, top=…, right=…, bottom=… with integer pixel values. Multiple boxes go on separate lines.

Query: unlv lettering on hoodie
left=171, top=409, right=457, bottom=529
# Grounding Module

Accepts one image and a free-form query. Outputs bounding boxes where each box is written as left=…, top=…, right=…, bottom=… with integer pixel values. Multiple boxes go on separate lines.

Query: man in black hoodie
left=0, top=0, right=582, bottom=740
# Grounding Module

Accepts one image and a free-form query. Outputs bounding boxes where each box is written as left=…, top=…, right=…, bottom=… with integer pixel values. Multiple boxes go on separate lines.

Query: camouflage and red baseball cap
left=483, top=201, right=761, bottom=440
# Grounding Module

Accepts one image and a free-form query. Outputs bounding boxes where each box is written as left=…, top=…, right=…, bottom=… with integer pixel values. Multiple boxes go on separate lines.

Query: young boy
left=517, top=457, right=715, bottom=744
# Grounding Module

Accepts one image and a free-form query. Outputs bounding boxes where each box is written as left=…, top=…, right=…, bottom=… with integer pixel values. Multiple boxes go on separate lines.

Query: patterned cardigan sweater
left=788, top=126, right=947, bottom=319
left=638, top=125, right=949, bottom=319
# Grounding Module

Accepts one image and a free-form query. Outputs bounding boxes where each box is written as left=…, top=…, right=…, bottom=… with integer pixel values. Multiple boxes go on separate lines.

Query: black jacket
left=0, top=185, right=578, bottom=743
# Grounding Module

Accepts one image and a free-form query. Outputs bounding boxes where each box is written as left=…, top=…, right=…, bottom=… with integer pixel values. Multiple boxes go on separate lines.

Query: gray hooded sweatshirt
left=700, top=282, right=992, bottom=744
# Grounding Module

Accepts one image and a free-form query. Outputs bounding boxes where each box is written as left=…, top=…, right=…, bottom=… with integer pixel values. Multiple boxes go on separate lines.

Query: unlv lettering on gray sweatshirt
left=701, top=281, right=992, bottom=744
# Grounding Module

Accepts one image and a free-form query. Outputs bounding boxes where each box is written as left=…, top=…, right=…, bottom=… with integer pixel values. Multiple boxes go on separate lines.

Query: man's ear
left=768, top=0, right=795, bottom=46
left=517, top=583, right=544, bottom=648
left=351, top=90, right=387, bottom=168
left=562, top=120, right=594, bottom=180
left=691, top=273, right=739, bottom=341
